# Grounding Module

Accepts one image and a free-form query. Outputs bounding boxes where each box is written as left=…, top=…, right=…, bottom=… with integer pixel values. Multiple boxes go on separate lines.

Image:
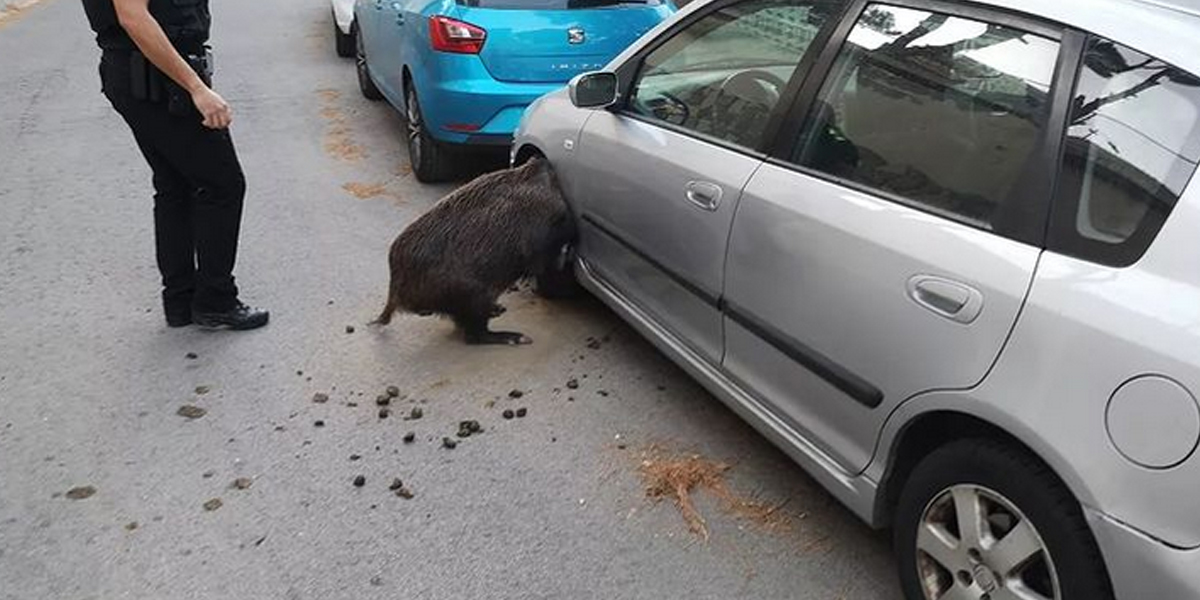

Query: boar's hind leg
left=451, top=296, right=529, bottom=346
left=456, top=313, right=531, bottom=346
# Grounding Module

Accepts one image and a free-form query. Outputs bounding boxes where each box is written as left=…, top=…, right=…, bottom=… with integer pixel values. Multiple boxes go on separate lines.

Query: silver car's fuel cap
left=1106, top=375, right=1200, bottom=470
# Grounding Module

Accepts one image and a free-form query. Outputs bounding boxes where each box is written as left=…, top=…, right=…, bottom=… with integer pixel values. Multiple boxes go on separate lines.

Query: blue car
left=353, top=0, right=675, bottom=182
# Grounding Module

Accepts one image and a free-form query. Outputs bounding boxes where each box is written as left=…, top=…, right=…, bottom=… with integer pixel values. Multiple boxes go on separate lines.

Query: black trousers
left=99, top=50, right=244, bottom=316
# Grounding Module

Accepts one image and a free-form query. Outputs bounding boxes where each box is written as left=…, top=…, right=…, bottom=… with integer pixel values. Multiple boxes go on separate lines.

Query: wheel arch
left=402, top=66, right=413, bottom=98
left=512, top=143, right=546, bottom=167
left=874, top=405, right=1095, bottom=530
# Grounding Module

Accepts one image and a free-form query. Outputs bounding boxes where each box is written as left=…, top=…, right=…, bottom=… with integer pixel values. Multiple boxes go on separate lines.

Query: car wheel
left=355, top=24, right=383, bottom=101
left=404, top=82, right=454, bottom=183
left=536, top=243, right=582, bottom=299
left=335, top=16, right=355, bottom=58
left=894, top=439, right=1114, bottom=600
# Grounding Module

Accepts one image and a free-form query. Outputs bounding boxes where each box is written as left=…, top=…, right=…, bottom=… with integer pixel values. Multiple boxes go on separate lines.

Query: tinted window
left=793, top=4, right=1059, bottom=233
left=1050, top=38, right=1200, bottom=266
left=627, top=0, right=843, bottom=149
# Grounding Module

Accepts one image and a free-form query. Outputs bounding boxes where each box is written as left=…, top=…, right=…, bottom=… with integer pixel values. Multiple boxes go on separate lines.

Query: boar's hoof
left=466, top=330, right=532, bottom=346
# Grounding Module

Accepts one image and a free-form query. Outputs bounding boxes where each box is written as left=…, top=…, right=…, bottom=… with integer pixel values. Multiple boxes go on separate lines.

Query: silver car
left=513, top=0, right=1200, bottom=598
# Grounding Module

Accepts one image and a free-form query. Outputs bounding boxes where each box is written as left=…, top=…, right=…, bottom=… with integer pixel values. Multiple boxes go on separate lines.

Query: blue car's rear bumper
left=415, top=53, right=565, bottom=147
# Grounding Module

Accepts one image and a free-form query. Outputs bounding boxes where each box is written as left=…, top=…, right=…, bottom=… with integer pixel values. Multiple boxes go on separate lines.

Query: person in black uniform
left=83, top=0, right=268, bottom=330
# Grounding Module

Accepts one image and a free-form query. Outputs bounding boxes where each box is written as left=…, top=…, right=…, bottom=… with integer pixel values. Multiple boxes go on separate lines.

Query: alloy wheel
left=916, top=484, right=1060, bottom=600
left=355, top=26, right=368, bottom=80
left=406, top=87, right=423, bottom=167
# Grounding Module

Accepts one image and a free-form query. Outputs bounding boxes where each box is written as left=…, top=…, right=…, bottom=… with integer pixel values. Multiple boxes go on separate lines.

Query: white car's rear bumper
left=332, top=0, right=354, bottom=33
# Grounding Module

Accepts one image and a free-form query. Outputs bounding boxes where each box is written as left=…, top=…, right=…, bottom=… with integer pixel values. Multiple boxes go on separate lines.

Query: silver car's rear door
left=722, top=2, right=1075, bottom=474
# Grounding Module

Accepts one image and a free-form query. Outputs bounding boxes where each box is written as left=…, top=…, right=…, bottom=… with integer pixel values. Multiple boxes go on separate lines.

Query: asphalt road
left=0, top=1, right=901, bottom=598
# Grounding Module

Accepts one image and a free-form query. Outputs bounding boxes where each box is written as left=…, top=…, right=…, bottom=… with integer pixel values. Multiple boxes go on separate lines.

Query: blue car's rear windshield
left=457, top=0, right=658, bottom=8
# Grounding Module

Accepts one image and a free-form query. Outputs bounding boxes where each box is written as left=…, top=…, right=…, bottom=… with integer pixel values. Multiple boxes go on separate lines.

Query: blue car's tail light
left=429, top=16, right=487, bottom=54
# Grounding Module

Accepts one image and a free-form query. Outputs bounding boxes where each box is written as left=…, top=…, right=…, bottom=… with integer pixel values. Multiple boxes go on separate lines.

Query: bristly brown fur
left=374, top=157, right=575, bottom=343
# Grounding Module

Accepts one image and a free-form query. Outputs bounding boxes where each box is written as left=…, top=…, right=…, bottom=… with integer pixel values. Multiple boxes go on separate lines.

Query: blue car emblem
left=568, top=27, right=586, bottom=45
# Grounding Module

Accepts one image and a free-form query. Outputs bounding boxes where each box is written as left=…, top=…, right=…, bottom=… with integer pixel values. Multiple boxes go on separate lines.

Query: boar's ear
left=535, top=160, right=560, bottom=189
left=522, top=154, right=544, bottom=170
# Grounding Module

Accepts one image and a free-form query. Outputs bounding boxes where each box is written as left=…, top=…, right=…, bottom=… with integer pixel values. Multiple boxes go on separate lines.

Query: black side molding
left=581, top=213, right=722, bottom=308
left=725, top=301, right=884, bottom=409
left=581, top=212, right=882, bottom=409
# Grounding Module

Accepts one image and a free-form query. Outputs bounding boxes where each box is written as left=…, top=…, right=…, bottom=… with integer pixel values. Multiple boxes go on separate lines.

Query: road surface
left=0, top=1, right=901, bottom=598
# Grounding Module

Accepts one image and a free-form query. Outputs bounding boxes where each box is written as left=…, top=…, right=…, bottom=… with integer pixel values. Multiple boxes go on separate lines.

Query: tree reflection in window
left=1054, top=38, right=1200, bottom=265
left=795, top=5, right=1059, bottom=233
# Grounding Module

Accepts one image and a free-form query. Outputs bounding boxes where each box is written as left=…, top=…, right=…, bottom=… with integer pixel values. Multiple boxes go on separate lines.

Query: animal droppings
left=177, top=405, right=207, bottom=419
left=65, top=486, right=96, bottom=500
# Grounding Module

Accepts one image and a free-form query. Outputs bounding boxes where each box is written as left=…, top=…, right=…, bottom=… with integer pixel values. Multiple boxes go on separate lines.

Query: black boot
left=166, top=311, right=193, bottom=328
left=193, top=302, right=270, bottom=331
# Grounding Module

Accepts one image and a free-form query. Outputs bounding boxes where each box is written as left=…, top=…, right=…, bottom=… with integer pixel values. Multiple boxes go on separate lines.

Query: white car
left=331, top=0, right=355, bottom=57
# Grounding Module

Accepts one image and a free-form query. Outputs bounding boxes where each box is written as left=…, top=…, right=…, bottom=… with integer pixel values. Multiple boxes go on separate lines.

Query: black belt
left=101, top=40, right=207, bottom=56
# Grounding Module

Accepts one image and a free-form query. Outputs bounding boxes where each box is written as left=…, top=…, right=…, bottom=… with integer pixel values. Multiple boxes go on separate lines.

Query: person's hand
left=191, top=86, right=232, bottom=129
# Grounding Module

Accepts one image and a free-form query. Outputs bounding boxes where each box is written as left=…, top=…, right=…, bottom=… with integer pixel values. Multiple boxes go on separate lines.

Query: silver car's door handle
left=684, top=180, right=722, bottom=211
left=907, top=275, right=984, bottom=324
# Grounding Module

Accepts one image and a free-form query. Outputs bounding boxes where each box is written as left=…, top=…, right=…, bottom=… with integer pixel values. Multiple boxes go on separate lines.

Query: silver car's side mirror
left=569, top=71, right=618, bottom=109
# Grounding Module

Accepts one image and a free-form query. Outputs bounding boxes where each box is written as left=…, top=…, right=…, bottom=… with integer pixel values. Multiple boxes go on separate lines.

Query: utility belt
left=127, top=46, right=214, bottom=117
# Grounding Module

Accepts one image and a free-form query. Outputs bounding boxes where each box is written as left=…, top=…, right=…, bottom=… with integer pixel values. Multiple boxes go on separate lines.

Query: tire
left=334, top=17, right=355, bottom=58
left=355, top=24, right=383, bottom=101
left=404, top=82, right=455, bottom=183
left=536, top=243, right=582, bottom=299
left=894, top=438, right=1114, bottom=600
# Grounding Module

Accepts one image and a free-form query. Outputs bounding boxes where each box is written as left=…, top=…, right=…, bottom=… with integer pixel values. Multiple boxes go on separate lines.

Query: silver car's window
left=1049, top=37, right=1200, bottom=267
left=793, top=4, right=1059, bottom=231
left=627, top=0, right=843, bottom=149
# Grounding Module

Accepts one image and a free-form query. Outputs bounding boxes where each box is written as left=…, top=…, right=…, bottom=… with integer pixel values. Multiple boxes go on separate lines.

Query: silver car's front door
left=722, top=3, right=1069, bottom=473
left=575, top=118, right=757, bottom=363
left=573, top=0, right=849, bottom=365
